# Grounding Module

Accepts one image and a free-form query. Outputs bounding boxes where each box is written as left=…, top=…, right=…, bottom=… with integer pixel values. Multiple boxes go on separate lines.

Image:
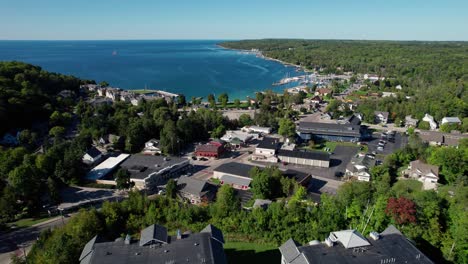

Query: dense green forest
left=220, top=40, right=468, bottom=121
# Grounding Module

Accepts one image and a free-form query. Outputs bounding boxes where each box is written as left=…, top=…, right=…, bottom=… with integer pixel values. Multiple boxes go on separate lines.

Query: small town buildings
left=176, top=176, right=216, bottom=204
left=79, top=224, right=227, bottom=264
left=441, top=117, right=461, bottom=125
left=422, top=113, right=438, bottom=130
left=315, top=88, right=332, bottom=97
left=374, top=111, right=389, bottom=124
left=277, top=149, right=330, bottom=168
left=82, top=147, right=103, bottom=165
left=417, top=131, right=468, bottom=147
left=119, top=154, right=190, bottom=190
left=86, top=154, right=130, bottom=180
left=345, top=153, right=375, bottom=182
left=143, top=139, right=161, bottom=154
left=405, top=115, right=419, bottom=128
left=221, top=130, right=254, bottom=146
left=308, top=95, right=323, bottom=105
left=396, top=84, right=403, bottom=90
left=403, top=160, right=439, bottom=190
left=298, top=121, right=363, bottom=142
left=279, top=225, right=433, bottom=264
left=195, top=143, right=225, bottom=158
left=213, top=162, right=255, bottom=190
left=381, top=92, right=397, bottom=98
left=253, top=137, right=279, bottom=163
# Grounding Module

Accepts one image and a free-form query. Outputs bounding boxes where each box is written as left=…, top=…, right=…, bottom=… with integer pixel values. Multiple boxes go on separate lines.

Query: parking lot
left=366, top=131, right=407, bottom=156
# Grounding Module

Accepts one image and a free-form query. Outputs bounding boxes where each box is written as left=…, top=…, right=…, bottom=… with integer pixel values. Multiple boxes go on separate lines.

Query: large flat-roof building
left=119, top=154, right=189, bottom=191
left=279, top=225, right=433, bottom=264
left=278, top=149, right=330, bottom=168
left=79, top=224, right=226, bottom=264
left=86, top=154, right=130, bottom=180
left=298, top=121, right=364, bottom=142
left=213, top=162, right=256, bottom=190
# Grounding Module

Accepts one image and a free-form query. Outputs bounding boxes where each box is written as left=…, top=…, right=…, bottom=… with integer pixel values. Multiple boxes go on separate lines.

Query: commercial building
left=253, top=137, right=279, bottom=162
left=279, top=225, right=432, bottom=264
left=79, top=224, right=226, bottom=264
left=86, top=154, right=130, bottom=180
left=195, top=143, right=225, bottom=158
left=213, top=162, right=256, bottom=190
left=278, top=149, right=330, bottom=168
left=119, top=154, right=189, bottom=191
left=298, top=121, right=364, bottom=142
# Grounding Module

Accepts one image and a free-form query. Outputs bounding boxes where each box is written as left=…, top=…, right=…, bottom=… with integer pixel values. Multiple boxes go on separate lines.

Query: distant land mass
left=0, top=40, right=304, bottom=99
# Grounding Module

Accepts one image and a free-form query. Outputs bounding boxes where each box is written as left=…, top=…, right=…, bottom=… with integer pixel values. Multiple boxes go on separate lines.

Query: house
left=176, top=176, right=216, bottom=204
left=298, top=121, right=364, bottom=142
left=195, top=143, right=224, bottom=158
left=405, top=115, right=419, bottom=128
left=381, top=92, right=397, bottom=98
left=79, top=224, right=226, bottom=264
left=253, top=137, right=279, bottom=163
left=98, top=134, right=121, bottom=146
left=315, top=88, right=332, bottom=97
left=403, top=160, right=439, bottom=190
left=143, top=139, right=161, bottom=154
left=279, top=225, right=433, bottom=264
left=277, top=149, right=330, bottom=168
left=309, top=95, right=323, bottom=105
left=345, top=154, right=375, bottom=182
left=97, top=87, right=106, bottom=97
left=441, top=117, right=461, bottom=126
left=396, top=84, right=403, bottom=90
left=422, top=113, right=438, bottom=130
left=213, top=162, right=256, bottom=190
left=119, top=154, right=190, bottom=191
left=374, top=111, right=389, bottom=124
left=417, top=131, right=468, bottom=147
left=82, top=147, right=103, bottom=165
left=363, top=74, right=384, bottom=82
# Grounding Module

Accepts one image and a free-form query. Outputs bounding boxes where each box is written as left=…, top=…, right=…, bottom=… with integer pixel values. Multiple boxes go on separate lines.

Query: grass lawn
left=224, top=241, right=280, bottom=264
left=8, top=216, right=56, bottom=229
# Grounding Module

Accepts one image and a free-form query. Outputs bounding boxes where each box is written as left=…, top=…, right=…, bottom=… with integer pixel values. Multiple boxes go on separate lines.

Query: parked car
left=377, top=146, right=384, bottom=151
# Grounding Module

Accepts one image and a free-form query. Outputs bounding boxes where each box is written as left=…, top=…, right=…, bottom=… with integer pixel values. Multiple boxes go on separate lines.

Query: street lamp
left=58, top=208, right=65, bottom=226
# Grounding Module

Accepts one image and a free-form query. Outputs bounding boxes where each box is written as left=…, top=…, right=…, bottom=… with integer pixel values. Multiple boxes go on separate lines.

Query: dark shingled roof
left=177, top=176, right=211, bottom=197
left=256, top=137, right=279, bottom=150
left=85, top=147, right=102, bottom=159
left=213, top=162, right=256, bottom=178
left=279, top=225, right=433, bottom=264
left=139, top=224, right=168, bottom=246
left=298, top=122, right=362, bottom=137
left=80, top=224, right=227, bottom=264
left=282, top=169, right=312, bottom=184
left=278, top=149, right=330, bottom=161
left=120, top=154, right=187, bottom=180
left=201, top=224, right=225, bottom=244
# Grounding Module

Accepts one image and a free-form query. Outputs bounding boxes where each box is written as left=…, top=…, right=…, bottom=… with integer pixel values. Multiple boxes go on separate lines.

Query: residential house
left=374, top=111, right=389, bottom=124
left=422, top=113, right=438, bottom=130
left=417, top=131, right=468, bottom=147
left=82, top=147, right=103, bottom=165
left=396, top=84, right=403, bottom=90
left=96, top=87, right=106, bottom=97
left=242, top=126, right=272, bottom=134
left=143, top=139, right=161, bottom=154
left=403, top=160, right=439, bottom=190
left=315, top=88, right=332, bottom=97
left=119, top=154, right=190, bottom=191
left=345, top=154, right=375, bottom=182
left=79, top=224, right=227, bottom=264
left=405, top=115, right=418, bottom=128
left=176, top=176, right=216, bottom=204
left=253, top=137, right=279, bottom=163
left=277, top=149, right=330, bottom=168
left=298, top=121, right=364, bottom=142
left=309, top=95, right=323, bottom=105
left=279, top=225, right=433, bottom=264
left=213, top=162, right=255, bottom=190
left=381, top=92, right=397, bottom=98
left=441, top=117, right=461, bottom=126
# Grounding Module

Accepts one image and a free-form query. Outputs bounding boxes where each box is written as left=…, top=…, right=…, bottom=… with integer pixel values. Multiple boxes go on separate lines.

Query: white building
left=441, top=117, right=461, bottom=126
left=403, top=160, right=439, bottom=190
left=422, top=113, right=438, bottom=130
left=82, top=147, right=103, bottom=165
left=143, top=139, right=161, bottom=154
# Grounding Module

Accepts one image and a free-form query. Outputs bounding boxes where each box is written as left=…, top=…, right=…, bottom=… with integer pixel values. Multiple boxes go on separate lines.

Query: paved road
left=0, top=216, right=73, bottom=264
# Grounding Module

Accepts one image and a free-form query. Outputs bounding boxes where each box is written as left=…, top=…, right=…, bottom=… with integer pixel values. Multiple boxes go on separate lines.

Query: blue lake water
left=0, top=40, right=304, bottom=99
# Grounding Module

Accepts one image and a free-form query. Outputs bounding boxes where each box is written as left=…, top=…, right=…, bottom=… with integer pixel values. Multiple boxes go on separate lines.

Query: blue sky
left=1, top=0, right=467, bottom=40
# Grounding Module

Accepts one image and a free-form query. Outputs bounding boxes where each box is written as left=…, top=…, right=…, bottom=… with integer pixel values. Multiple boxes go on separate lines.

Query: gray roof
left=219, top=174, right=252, bottom=187
left=253, top=199, right=272, bottom=209
left=329, top=230, right=371, bottom=249
left=177, top=176, right=210, bottom=197
left=120, top=154, right=187, bottom=180
left=279, top=239, right=302, bottom=263
left=81, top=224, right=227, bottom=264
left=201, top=224, right=225, bottom=244
left=278, top=149, right=330, bottom=161
left=214, top=162, right=255, bottom=177
left=256, top=137, right=279, bottom=150
left=139, top=224, right=168, bottom=246
left=280, top=226, right=433, bottom=264
left=298, top=122, right=362, bottom=137
left=79, top=236, right=97, bottom=262
left=374, top=111, right=389, bottom=119
left=282, top=169, right=311, bottom=184
left=85, top=147, right=102, bottom=159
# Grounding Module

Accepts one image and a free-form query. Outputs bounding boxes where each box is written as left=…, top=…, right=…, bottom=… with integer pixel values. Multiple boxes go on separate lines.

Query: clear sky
left=1, top=0, right=467, bottom=41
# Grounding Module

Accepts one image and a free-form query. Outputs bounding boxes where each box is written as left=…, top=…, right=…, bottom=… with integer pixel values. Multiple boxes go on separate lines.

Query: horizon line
left=0, top=38, right=467, bottom=42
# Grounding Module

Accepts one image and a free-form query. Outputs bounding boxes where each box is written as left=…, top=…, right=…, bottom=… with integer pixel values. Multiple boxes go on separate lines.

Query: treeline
left=220, top=40, right=468, bottom=123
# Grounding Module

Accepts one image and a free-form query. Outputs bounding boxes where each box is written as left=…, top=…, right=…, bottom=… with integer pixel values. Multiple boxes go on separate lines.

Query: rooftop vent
left=194, top=242, right=199, bottom=246
left=308, top=240, right=321, bottom=246
left=325, top=237, right=334, bottom=247
left=370, top=231, right=380, bottom=241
